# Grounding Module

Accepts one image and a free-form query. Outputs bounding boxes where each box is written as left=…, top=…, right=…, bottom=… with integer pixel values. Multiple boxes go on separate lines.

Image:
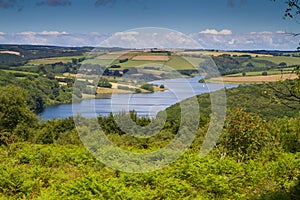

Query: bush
left=119, top=58, right=128, bottom=63
left=117, top=85, right=135, bottom=91
left=98, top=77, right=112, bottom=88
left=135, top=88, right=141, bottom=93
left=0, top=132, right=18, bottom=146
left=110, top=65, right=121, bottom=68
left=272, top=115, right=300, bottom=153
left=198, top=78, right=205, bottom=83
left=262, top=71, right=268, bottom=76
left=218, top=108, right=272, bottom=162
left=141, top=83, right=154, bottom=92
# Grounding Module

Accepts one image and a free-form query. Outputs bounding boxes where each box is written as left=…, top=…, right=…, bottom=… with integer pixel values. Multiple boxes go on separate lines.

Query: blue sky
left=0, top=0, right=299, bottom=50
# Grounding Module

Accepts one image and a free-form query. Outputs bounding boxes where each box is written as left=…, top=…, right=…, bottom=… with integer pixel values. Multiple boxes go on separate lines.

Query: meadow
left=254, top=56, right=300, bottom=66
left=179, top=50, right=273, bottom=57
left=28, top=55, right=85, bottom=65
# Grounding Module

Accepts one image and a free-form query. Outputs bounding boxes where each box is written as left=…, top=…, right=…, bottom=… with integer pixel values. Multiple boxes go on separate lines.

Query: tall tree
left=0, top=86, right=37, bottom=133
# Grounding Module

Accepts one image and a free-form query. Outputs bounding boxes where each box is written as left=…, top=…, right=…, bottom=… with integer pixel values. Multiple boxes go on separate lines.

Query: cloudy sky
left=0, top=0, right=299, bottom=50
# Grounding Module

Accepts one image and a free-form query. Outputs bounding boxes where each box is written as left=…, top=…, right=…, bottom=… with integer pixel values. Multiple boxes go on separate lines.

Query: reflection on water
left=40, top=76, right=237, bottom=119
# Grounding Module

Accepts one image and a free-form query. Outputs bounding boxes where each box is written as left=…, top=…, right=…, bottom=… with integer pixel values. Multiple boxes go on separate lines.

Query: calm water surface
left=40, top=76, right=237, bottom=119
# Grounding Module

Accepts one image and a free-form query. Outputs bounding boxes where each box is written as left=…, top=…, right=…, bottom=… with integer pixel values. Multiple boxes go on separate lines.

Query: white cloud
left=101, top=30, right=198, bottom=49
left=114, top=31, right=139, bottom=36
left=39, top=31, right=68, bottom=35
left=249, top=31, right=272, bottom=35
left=199, top=29, right=232, bottom=35
left=17, top=31, right=36, bottom=35
left=0, top=31, right=108, bottom=46
left=0, top=30, right=298, bottom=50
left=189, top=30, right=299, bottom=50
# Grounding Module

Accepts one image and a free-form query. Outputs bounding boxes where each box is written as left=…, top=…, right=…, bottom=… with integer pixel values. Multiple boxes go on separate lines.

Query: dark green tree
left=98, top=77, right=112, bottom=88
left=0, top=86, right=37, bottom=144
left=279, top=62, right=287, bottom=68
left=141, top=83, right=154, bottom=92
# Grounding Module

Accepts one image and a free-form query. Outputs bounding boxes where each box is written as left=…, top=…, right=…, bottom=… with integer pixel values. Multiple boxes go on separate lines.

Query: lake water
left=40, top=76, right=237, bottom=119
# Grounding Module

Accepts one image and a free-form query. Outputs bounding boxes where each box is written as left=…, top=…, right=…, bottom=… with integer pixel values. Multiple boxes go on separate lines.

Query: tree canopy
left=0, top=86, right=37, bottom=132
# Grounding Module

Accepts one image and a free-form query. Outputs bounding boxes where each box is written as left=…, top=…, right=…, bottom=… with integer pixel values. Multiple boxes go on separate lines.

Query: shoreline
left=81, top=84, right=167, bottom=100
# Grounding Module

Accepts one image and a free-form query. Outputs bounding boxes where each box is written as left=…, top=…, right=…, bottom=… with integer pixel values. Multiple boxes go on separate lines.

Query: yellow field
left=132, top=55, right=170, bottom=61
left=210, top=74, right=298, bottom=83
left=0, top=50, right=20, bottom=56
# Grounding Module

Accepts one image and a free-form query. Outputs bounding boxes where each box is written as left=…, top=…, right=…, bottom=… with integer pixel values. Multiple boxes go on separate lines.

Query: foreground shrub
left=217, top=108, right=272, bottom=162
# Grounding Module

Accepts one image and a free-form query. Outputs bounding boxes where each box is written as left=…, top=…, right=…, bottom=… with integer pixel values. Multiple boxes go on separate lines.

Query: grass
left=180, top=51, right=272, bottom=57
left=3, top=69, right=39, bottom=76
left=14, top=65, right=38, bottom=72
left=117, top=55, right=199, bottom=70
left=83, top=59, right=114, bottom=66
left=165, top=55, right=198, bottom=70
left=132, top=55, right=170, bottom=61
left=120, top=60, right=165, bottom=68
left=93, top=51, right=142, bottom=60
left=241, top=60, right=269, bottom=68
left=28, top=55, right=85, bottom=65
left=227, top=69, right=294, bottom=77
left=254, top=56, right=300, bottom=66
left=83, top=54, right=202, bottom=71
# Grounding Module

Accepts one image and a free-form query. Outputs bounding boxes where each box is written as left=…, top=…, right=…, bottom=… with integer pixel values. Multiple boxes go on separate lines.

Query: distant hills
left=0, top=44, right=299, bottom=69
left=0, top=44, right=129, bottom=67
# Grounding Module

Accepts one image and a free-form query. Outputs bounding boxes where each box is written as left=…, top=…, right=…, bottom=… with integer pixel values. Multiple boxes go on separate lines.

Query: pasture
left=254, top=56, right=300, bottom=66
left=84, top=51, right=200, bottom=70
left=165, top=55, right=198, bottom=70
left=28, top=55, right=85, bottom=65
left=226, top=68, right=294, bottom=77
left=180, top=50, right=273, bottom=57
left=3, top=69, right=39, bottom=76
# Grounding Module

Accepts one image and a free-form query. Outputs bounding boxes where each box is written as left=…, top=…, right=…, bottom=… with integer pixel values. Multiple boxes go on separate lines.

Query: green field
left=28, top=55, right=86, bottom=65
left=14, top=51, right=300, bottom=80
left=241, top=60, right=270, bottom=68
left=165, top=55, right=201, bottom=70
left=84, top=59, right=164, bottom=68
left=226, top=68, right=294, bottom=77
left=12, top=65, right=38, bottom=73
left=83, top=59, right=114, bottom=66
left=3, top=69, right=39, bottom=76
left=83, top=53, right=200, bottom=70
left=254, top=56, right=300, bottom=66
left=179, top=50, right=273, bottom=57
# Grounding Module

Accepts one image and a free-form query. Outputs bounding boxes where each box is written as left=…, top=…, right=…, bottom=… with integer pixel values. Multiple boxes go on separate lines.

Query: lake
left=40, top=76, right=237, bottom=119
